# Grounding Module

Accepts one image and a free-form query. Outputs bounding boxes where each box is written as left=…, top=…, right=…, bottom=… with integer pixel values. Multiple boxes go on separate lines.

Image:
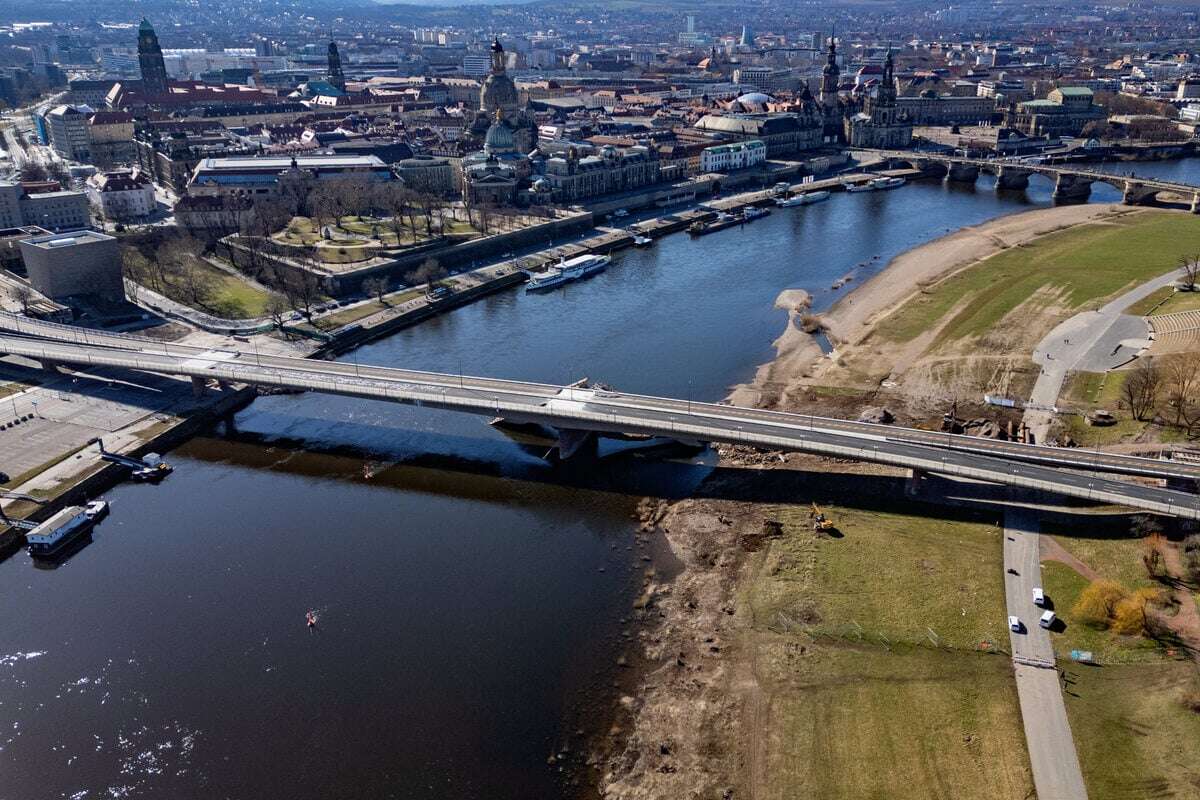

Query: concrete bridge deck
left=4, top=312, right=1199, bottom=485
left=2, top=321, right=1199, bottom=518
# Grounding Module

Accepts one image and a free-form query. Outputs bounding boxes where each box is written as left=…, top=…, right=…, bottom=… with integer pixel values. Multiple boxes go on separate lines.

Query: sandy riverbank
left=595, top=201, right=1137, bottom=798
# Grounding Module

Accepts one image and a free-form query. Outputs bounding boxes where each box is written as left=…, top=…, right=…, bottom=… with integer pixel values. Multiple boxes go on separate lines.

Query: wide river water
left=3, top=158, right=1199, bottom=799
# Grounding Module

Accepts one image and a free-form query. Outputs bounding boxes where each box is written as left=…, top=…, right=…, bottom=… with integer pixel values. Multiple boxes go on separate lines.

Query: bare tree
left=282, top=271, right=323, bottom=320
left=8, top=284, right=33, bottom=313
left=178, top=261, right=215, bottom=307
left=1165, top=353, right=1200, bottom=427
left=362, top=276, right=390, bottom=304
left=121, top=245, right=155, bottom=292
left=409, top=257, right=446, bottom=287
left=1122, top=360, right=1162, bottom=421
left=308, top=182, right=344, bottom=236
left=1179, top=254, right=1200, bottom=292
left=265, top=293, right=290, bottom=329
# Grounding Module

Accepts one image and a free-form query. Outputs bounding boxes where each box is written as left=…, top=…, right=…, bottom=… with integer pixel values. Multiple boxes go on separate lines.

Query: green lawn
left=877, top=211, right=1200, bottom=345
left=1061, top=414, right=1148, bottom=447
left=154, top=258, right=272, bottom=319
left=749, top=503, right=1008, bottom=650
left=1062, top=370, right=1127, bottom=407
left=1064, top=661, right=1200, bottom=799
left=312, top=289, right=424, bottom=330
left=745, top=499, right=1031, bottom=798
left=1151, top=288, right=1200, bottom=316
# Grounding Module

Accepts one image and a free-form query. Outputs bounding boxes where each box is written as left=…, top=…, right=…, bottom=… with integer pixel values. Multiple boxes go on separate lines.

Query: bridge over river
left=859, top=147, right=1200, bottom=209
left=2, top=313, right=1199, bottom=519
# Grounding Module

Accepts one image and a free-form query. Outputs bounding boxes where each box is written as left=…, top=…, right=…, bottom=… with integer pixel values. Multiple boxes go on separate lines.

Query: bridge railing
left=6, top=336, right=1198, bottom=519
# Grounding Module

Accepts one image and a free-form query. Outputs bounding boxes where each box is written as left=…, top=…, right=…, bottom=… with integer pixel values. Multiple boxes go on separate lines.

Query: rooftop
left=22, top=230, right=115, bottom=250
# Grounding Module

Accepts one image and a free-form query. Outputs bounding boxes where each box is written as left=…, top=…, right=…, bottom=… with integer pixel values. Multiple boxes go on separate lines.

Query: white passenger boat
left=526, top=254, right=610, bottom=291
left=776, top=190, right=831, bottom=207
left=870, top=176, right=907, bottom=190
left=27, top=506, right=96, bottom=559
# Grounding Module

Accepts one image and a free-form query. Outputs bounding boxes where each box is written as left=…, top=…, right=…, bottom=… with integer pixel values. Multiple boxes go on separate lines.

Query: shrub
left=1073, top=579, right=1128, bottom=628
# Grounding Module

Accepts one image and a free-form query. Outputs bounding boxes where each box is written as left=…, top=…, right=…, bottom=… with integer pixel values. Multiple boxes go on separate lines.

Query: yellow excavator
left=810, top=503, right=835, bottom=532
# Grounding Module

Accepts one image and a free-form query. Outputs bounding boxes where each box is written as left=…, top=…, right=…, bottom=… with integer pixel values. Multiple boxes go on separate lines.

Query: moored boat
left=27, top=506, right=96, bottom=559
left=776, top=190, right=831, bottom=207
left=742, top=206, right=771, bottom=221
left=526, top=254, right=610, bottom=291
left=870, top=176, right=906, bottom=190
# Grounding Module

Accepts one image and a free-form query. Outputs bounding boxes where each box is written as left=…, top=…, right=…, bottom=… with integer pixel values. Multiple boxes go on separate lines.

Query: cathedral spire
left=137, top=18, right=169, bottom=96
left=327, top=38, right=346, bottom=92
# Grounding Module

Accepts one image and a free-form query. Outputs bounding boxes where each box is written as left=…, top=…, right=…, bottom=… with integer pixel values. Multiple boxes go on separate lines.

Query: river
left=1, top=158, right=1196, bottom=799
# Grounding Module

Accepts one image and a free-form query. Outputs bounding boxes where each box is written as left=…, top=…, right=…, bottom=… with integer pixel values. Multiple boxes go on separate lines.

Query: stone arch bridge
left=858, top=148, right=1200, bottom=211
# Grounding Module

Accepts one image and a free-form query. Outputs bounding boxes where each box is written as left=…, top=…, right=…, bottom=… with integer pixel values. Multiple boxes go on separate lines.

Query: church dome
left=736, top=92, right=774, bottom=105
left=484, top=117, right=515, bottom=153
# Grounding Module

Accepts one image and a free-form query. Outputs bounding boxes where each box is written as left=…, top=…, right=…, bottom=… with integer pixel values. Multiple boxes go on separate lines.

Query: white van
left=1032, top=587, right=1046, bottom=607
left=1008, top=615, right=1022, bottom=632
left=1039, top=610, right=1056, bottom=629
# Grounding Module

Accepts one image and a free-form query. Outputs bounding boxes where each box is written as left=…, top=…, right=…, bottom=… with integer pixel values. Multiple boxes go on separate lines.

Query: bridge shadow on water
left=179, top=418, right=1147, bottom=531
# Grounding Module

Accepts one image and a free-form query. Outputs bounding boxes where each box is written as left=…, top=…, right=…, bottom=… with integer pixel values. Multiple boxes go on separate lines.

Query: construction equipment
left=810, top=502, right=834, bottom=532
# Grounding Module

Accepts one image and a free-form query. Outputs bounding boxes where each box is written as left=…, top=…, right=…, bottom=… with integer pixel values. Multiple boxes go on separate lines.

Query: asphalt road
left=4, top=333, right=1200, bottom=518
left=1004, top=507, right=1089, bottom=800
left=5, top=312, right=1200, bottom=484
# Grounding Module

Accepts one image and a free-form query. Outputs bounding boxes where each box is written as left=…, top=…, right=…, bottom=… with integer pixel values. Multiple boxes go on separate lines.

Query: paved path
left=1004, top=507, right=1088, bottom=800
left=1026, top=270, right=1178, bottom=442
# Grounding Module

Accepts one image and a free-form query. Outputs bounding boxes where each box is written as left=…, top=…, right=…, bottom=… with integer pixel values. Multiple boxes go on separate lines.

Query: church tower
left=327, top=40, right=346, bottom=92
left=819, top=32, right=842, bottom=142
left=137, top=19, right=169, bottom=96
left=819, top=32, right=839, bottom=109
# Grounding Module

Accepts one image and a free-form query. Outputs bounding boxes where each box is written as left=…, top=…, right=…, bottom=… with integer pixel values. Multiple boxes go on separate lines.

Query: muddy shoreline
left=588, top=202, right=1137, bottom=798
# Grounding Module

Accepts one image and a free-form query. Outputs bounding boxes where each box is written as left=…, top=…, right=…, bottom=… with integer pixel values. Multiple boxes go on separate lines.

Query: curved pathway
left=1025, top=270, right=1179, bottom=442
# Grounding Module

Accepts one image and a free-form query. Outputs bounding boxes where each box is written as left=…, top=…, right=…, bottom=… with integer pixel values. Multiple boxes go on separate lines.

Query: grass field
left=759, top=644, right=1033, bottom=800
left=750, top=503, right=1009, bottom=649
left=1064, top=661, right=1200, bottom=799
left=744, top=500, right=1032, bottom=798
left=156, top=258, right=272, bottom=319
left=1126, top=285, right=1200, bottom=316
left=311, top=290, right=425, bottom=331
left=876, top=211, right=1200, bottom=345
left=1062, top=370, right=1127, bottom=407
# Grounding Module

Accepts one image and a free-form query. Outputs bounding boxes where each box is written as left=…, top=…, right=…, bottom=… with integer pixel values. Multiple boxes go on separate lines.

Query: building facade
left=86, top=170, right=156, bottom=221
left=700, top=139, right=767, bottom=172
left=19, top=230, right=123, bottom=301
left=845, top=50, right=914, bottom=148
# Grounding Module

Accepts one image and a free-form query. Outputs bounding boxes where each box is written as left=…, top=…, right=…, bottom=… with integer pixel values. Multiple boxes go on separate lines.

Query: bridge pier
left=36, top=359, right=60, bottom=373
left=556, top=428, right=598, bottom=460
left=1122, top=181, right=1155, bottom=206
left=191, top=375, right=207, bottom=398
left=995, top=166, right=1031, bottom=191
left=1053, top=173, right=1093, bottom=201
left=905, top=467, right=927, bottom=497
left=1191, top=193, right=1200, bottom=214
left=915, top=160, right=948, bottom=179
left=946, top=163, right=980, bottom=184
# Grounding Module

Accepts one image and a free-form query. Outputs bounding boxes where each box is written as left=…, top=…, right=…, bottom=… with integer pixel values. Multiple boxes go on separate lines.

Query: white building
left=86, top=170, right=156, bottom=222
left=699, top=139, right=767, bottom=172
